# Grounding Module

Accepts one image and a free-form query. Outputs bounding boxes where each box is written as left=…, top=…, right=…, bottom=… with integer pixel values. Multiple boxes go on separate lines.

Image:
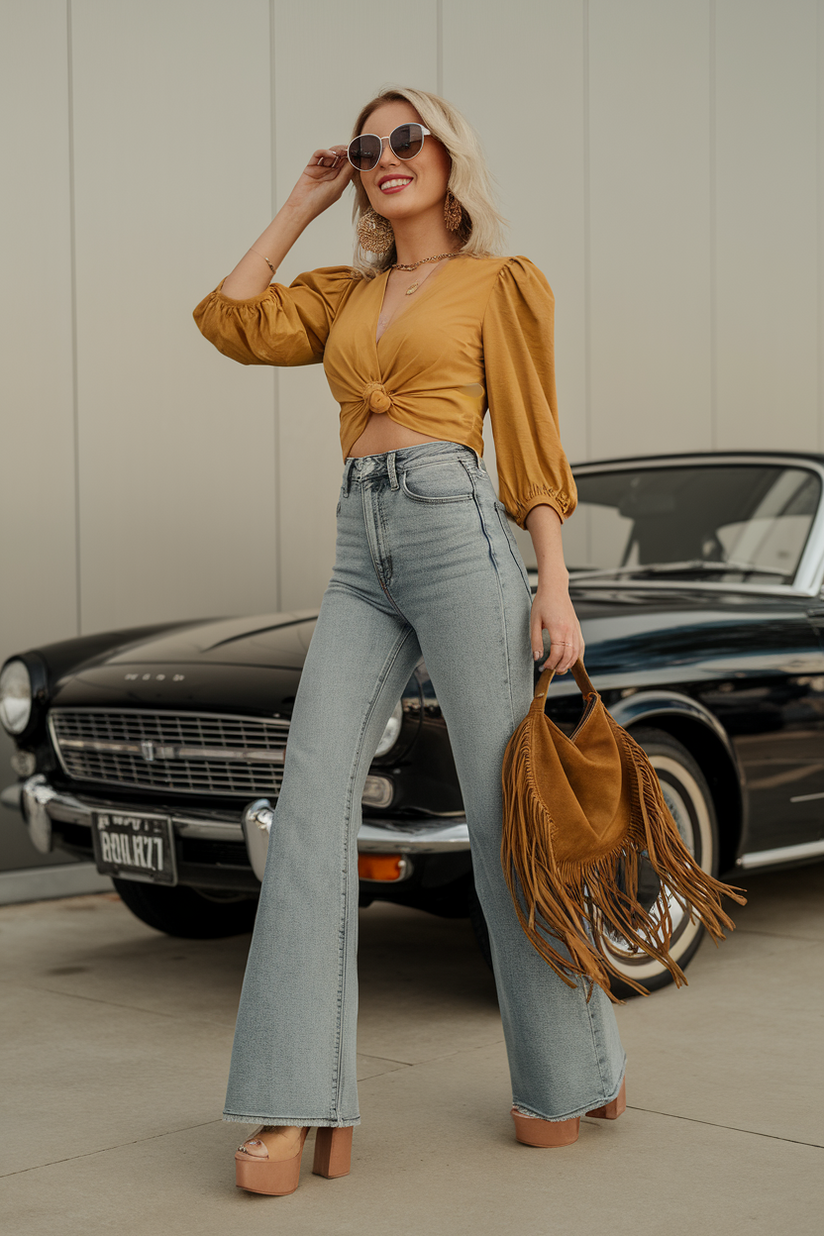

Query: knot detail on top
left=363, top=382, right=393, bottom=414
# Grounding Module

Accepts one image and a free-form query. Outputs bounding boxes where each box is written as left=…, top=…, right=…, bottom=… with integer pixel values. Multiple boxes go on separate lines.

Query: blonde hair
left=350, top=87, right=507, bottom=276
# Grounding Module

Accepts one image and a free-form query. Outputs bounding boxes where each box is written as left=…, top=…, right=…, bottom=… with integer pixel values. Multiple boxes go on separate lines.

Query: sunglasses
left=347, top=123, right=432, bottom=172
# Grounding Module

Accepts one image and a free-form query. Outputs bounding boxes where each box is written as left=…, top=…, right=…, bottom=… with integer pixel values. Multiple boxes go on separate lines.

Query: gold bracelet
left=250, top=248, right=276, bottom=275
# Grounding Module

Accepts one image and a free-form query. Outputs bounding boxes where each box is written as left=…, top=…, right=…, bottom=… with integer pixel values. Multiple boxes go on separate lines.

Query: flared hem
left=223, top=1111, right=361, bottom=1128
left=512, top=1063, right=626, bottom=1123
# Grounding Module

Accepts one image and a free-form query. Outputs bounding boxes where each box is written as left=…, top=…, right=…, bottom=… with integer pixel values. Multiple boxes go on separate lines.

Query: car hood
left=48, top=612, right=320, bottom=715
left=45, top=586, right=813, bottom=712
left=102, top=611, right=320, bottom=670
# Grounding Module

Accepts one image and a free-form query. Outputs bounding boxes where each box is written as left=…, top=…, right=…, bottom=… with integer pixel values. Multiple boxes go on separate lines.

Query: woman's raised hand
left=220, top=145, right=354, bottom=299
left=286, top=146, right=354, bottom=221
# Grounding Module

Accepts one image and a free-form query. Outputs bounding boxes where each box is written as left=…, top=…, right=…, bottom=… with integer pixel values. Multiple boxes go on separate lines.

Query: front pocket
left=495, top=502, right=533, bottom=594
left=401, top=459, right=475, bottom=503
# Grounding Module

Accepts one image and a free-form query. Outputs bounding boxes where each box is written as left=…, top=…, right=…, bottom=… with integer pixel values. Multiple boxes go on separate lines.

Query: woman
left=194, top=87, right=626, bottom=1196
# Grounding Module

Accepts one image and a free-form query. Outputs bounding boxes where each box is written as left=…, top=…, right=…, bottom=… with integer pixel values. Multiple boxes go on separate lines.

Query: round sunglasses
left=347, top=123, right=432, bottom=172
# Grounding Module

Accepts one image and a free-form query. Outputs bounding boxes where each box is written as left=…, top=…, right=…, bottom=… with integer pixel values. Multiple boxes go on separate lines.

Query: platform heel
left=512, top=1079, right=627, bottom=1147
left=312, top=1126, right=353, bottom=1178
left=511, top=1110, right=581, bottom=1147
left=586, top=1078, right=627, bottom=1121
left=234, top=1126, right=309, bottom=1195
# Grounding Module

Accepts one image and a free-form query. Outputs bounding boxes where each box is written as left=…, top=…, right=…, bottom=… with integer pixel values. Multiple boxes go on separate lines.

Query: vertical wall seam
left=709, top=0, right=718, bottom=451
left=583, top=0, right=591, bottom=460
left=270, top=0, right=282, bottom=611
left=66, top=0, right=82, bottom=635
left=436, top=0, right=443, bottom=95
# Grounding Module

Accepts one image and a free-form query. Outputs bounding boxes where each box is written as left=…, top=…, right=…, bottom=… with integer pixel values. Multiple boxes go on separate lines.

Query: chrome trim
left=48, top=708, right=290, bottom=798
left=239, top=795, right=469, bottom=882
left=570, top=577, right=820, bottom=599
left=20, top=775, right=57, bottom=853
left=570, top=453, right=824, bottom=597
left=239, top=799, right=469, bottom=855
left=737, top=838, right=824, bottom=869
left=1, top=783, right=22, bottom=811
left=241, top=798, right=273, bottom=880
left=14, top=782, right=245, bottom=841
left=357, top=818, right=469, bottom=853
left=56, top=736, right=286, bottom=764
left=47, top=705, right=292, bottom=726
left=17, top=776, right=824, bottom=875
left=12, top=780, right=471, bottom=872
left=175, top=817, right=244, bottom=841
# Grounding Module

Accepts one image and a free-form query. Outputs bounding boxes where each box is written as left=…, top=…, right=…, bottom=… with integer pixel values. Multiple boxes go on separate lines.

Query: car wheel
left=604, top=728, right=719, bottom=999
left=471, top=730, right=720, bottom=996
left=112, top=878, right=258, bottom=938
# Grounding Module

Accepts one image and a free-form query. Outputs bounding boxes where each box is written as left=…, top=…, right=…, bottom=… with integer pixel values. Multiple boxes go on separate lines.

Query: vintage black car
left=4, top=451, right=824, bottom=997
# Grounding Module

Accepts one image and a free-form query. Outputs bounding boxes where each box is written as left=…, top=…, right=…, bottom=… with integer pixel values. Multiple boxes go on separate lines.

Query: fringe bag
left=501, top=659, right=745, bottom=1001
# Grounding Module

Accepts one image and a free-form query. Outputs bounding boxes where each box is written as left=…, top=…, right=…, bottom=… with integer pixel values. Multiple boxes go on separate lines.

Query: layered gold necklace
left=391, top=251, right=461, bottom=295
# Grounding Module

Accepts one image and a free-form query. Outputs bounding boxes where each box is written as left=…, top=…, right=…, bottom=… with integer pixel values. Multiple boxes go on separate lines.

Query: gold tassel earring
left=357, top=207, right=394, bottom=255
left=444, top=190, right=463, bottom=232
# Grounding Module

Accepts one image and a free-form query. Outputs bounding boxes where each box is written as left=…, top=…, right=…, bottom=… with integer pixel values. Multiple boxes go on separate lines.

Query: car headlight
left=0, top=660, right=33, bottom=735
left=374, top=701, right=403, bottom=757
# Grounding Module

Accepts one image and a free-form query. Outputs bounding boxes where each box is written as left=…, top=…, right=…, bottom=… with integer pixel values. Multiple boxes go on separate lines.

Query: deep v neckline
left=374, top=258, right=459, bottom=348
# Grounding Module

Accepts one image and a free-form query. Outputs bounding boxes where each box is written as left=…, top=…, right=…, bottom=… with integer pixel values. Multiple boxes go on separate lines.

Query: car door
left=698, top=603, right=824, bottom=853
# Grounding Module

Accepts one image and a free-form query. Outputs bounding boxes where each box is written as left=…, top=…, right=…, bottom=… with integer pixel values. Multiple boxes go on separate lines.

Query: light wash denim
left=224, top=441, right=625, bottom=1127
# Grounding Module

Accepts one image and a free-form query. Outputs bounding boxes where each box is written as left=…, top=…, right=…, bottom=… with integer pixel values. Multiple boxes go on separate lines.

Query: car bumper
left=3, top=777, right=470, bottom=887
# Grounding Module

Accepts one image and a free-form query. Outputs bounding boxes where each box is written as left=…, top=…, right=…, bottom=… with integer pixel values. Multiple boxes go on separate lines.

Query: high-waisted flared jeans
left=223, top=441, right=625, bottom=1127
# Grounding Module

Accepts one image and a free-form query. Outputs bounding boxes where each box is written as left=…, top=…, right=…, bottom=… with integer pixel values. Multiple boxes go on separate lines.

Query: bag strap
left=533, top=658, right=597, bottom=709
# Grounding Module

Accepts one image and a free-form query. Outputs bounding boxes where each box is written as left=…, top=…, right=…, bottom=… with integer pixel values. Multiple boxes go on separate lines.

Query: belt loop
left=387, top=451, right=399, bottom=490
left=343, top=458, right=353, bottom=496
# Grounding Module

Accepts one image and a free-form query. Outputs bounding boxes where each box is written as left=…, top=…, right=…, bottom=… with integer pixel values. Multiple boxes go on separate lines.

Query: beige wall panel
left=0, top=2, right=78, bottom=867
left=715, top=0, right=818, bottom=451
left=71, top=0, right=278, bottom=634
left=442, top=0, right=587, bottom=470
left=443, top=0, right=586, bottom=568
left=272, top=0, right=439, bottom=609
left=588, top=0, right=712, bottom=459
left=0, top=1, right=77, bottom=659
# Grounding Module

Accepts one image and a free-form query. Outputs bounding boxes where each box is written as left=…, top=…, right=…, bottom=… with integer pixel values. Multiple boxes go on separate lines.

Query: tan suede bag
left=501, top=659, right=745, bottom=1001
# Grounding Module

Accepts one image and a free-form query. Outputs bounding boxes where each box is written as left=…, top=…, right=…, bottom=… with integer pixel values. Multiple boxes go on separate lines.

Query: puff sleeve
left=193, top=266, right=358, bottom=367
left=482, top=257, right=577, bottom=527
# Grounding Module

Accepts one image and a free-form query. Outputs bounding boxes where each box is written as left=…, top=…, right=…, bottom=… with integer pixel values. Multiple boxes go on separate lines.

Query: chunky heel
left=234, top=1127, right=309, bottom=1195
left=586, top=1077, right=626, bottom=1121
left=313, top=1126, right=353, bottom=1178
left=511, top=1109, right=580, bottom=1147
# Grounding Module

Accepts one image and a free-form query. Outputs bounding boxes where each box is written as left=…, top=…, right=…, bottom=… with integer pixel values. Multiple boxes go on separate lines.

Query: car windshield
left=562, top=463, right=821, bottom=585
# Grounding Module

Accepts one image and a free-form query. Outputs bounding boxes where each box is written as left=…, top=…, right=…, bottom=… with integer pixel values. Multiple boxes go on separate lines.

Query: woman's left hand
left=530, top=584, right=584, bottom=676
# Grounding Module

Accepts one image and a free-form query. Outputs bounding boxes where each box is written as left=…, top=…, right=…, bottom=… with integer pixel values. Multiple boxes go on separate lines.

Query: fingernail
left=533, top=650, right=540, bottom=660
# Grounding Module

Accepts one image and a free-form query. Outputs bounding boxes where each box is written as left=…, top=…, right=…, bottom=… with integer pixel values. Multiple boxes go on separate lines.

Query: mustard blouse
left=193, top=255, right=576, bottom=527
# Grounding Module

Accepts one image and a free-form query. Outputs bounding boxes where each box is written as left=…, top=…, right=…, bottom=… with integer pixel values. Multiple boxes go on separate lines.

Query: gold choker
left=391, top=252, right=460, bottom=272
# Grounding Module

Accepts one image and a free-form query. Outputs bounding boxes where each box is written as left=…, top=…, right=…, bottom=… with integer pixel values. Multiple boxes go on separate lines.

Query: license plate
left=91, top=811, right=176, bottom=885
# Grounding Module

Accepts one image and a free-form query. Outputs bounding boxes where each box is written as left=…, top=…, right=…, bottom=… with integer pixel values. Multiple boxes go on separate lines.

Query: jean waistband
left=342, top=440, right=482, bottom=494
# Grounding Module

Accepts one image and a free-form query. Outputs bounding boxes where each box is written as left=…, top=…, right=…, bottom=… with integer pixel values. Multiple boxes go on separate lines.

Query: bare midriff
left=347, top=412, right=445, bottom=458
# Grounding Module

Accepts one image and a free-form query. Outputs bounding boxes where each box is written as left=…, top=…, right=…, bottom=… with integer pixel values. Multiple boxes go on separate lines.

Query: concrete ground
left=1, top=866, right=822, bottom=1236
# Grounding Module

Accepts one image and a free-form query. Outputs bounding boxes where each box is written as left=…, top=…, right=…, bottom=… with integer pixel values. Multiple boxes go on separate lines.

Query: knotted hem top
left=193, top=255, right=577, bottom=527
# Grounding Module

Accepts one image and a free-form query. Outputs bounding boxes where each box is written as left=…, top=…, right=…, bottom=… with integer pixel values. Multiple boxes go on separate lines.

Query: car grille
left=49, top=709, right=290, bottom=798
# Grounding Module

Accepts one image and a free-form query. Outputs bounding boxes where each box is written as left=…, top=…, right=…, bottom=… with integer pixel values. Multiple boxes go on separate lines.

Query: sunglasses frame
left=347, top=124, right=433, bottom=172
